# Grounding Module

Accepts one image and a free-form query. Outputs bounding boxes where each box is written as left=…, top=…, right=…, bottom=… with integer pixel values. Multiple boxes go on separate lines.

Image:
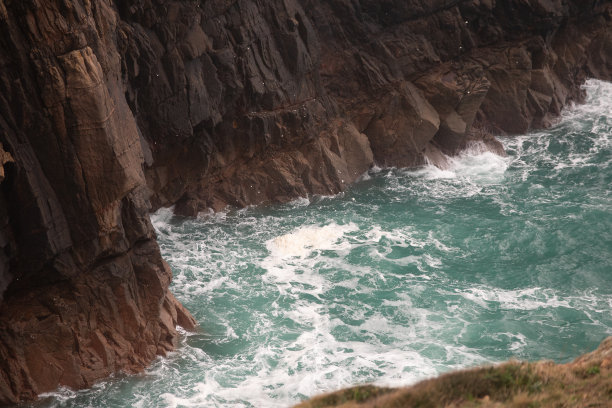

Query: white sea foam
left=451, top=150, right=509, bottom=182
left=145, top=305, right=482, bottom=408
left=284, top=196, right=311, bottom=208
left=259, top=223, right=361, bottom=299
left=456, top=286, right=571, bottom=310
left=363, top=225, right=456, bottom=252
left=150, top=205, right=174, bottom=223
left=197, top=207, right=229, bottom=221
left=502, top=79, right=612, bottom=184
left=405, top=147, right=509, bottom=184
left=564, top=79, right=612, bottom=122
left=265, top=223, right=358, bottom=259
left=408, top=165, right=457, bottom=179
left=38, top=386, right=79, bottom=404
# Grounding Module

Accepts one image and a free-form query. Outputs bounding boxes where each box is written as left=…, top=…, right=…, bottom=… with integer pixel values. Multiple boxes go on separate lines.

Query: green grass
left=294, top=337, right=612, bottom=408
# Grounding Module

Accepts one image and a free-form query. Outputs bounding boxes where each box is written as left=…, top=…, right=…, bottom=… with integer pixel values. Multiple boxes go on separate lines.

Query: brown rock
left=365, top=82, right=440, bottom=167
left=0, top=143, right=12, bottom=184
left=0, top=1, right=195, bottom=404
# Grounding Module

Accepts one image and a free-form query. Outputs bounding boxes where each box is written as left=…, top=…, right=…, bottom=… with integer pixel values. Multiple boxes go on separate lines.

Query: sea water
left=36, top=79, right=612, bottom=407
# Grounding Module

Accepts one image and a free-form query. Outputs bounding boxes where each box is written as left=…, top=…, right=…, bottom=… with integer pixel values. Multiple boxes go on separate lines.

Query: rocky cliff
left=0, top=0, right=611, bottom=404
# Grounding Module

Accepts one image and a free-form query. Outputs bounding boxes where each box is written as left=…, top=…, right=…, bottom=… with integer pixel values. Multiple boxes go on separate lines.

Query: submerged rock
left=0, top=0, right=610, bottom=403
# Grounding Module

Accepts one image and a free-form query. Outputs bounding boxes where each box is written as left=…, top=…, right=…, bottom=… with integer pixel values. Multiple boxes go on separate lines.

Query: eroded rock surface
left=0, top=1, right=195, bottom=404
left=113, top=0, right=612, bottom=213
left=0, top=0, right=611, bottom=403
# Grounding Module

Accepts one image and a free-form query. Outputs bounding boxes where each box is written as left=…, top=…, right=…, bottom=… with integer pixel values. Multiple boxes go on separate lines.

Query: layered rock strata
left=119, top=0, right=612, bottom=214
left=0, top=1, right=195, bottom=404
left=0, top=0, right=610, bottom=403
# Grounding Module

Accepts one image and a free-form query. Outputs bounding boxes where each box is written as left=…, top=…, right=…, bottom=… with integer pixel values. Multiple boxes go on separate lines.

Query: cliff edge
left=0, top=0, right=611, bottom=404
left=295, top=336, right=612, bottom=407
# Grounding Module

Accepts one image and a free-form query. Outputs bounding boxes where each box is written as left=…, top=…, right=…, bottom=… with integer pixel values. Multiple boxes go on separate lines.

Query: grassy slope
left=295, top=338, right=612, bottom=408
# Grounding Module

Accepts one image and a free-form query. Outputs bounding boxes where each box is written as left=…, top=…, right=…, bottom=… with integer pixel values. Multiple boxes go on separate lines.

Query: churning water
left=37, top=80, right=612, bottom=407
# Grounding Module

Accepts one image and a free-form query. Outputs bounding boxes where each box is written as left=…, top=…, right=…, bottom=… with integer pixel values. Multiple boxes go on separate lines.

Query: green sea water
left=37, top=79, right=611, bottom=407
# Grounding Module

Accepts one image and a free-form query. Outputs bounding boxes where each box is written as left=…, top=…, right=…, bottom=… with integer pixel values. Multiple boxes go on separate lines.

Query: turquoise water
left=38, top=80, right=611, bottom=407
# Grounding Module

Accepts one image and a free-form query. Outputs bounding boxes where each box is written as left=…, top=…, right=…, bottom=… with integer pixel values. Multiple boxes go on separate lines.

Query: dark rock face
left=0, top=1, right=195, bottom=404
left=0, top=0, right=610, bottom=403
left=115, top=0, right=612, bottom=214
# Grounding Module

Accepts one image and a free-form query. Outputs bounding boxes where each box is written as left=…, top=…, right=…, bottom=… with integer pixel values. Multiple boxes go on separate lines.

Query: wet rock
left=364, top=82, right=440, bottom=167
left=0, top=1, right=195, bottom=403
